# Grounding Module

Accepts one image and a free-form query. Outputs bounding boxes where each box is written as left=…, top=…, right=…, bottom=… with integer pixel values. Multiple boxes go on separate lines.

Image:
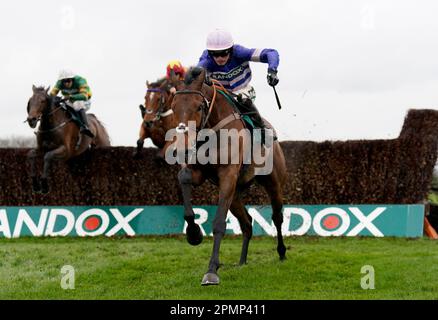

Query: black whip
left=272, top=86, right=282, bottom=110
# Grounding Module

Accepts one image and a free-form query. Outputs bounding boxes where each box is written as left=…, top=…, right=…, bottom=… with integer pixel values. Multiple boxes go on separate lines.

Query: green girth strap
left=216, top=89, right=255, bottom=129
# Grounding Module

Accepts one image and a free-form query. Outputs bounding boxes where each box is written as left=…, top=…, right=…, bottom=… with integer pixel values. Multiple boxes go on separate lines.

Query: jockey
left=166, top=60, right=187, bottom=94
left=50, top=70, right=94, bottom=138
left=197, top=28, right=279, bottom=133
left=166, top=60, right=187, bottom=80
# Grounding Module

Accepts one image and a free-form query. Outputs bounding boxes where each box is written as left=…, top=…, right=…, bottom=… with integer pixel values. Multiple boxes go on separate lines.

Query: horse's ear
left=45, top=86, right=50, bottom=94
left=146, top=80, right=150, bottom=88
left=32, top=85, right=37, bottom=93
left=188, top=67, right=205, bottom=90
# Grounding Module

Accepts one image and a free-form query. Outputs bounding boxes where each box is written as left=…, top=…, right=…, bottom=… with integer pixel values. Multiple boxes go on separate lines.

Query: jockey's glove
left=267, top=69, right=279, bottom=87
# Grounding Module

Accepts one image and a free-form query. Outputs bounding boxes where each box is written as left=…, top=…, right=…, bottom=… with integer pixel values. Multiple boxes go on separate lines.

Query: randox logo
left=0, top=208, right=143, bottom=238
left=188, top=206, right=386, bottom=237
left=0, top=205, right=423, bottom=238
left=280, top=207, right=385, bottom=237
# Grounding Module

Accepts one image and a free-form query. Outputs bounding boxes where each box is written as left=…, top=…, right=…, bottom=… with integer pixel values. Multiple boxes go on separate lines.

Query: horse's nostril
left=28, top=118, right=37, bottom=128
left=176, top=123, right=188, bottom=134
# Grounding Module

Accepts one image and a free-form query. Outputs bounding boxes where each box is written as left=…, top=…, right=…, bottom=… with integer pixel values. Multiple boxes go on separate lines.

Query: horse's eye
left=198, top=105, right=203, bottom=111
left=146, top=109, right=153, bottom=114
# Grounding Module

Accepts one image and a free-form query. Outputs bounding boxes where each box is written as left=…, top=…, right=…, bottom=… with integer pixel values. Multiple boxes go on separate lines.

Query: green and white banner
left=0, top=205, right=424, bottom=238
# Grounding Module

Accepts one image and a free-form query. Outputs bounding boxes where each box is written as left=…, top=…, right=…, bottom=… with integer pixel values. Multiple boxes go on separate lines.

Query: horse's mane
left=184, top=67, right=203, bottom=85
left=149, top=78, right=167, bottom=88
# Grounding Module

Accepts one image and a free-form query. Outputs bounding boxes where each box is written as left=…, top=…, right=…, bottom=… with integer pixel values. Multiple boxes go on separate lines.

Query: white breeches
left=67, top=100, right=91, bottom=111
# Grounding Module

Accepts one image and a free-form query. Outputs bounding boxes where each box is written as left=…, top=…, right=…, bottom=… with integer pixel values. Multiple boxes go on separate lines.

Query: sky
left=1, top=0, right=437, bottom=146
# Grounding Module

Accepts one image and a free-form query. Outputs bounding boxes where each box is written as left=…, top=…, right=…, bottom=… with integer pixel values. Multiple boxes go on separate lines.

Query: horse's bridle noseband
left=26, top=96, right=73, bottom=134
left=173, top=90, right=211, bottom=132
left=144, top=88, right=173, bottom=125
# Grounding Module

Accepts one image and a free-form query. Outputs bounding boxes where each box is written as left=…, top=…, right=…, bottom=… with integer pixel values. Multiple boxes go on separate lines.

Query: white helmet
left=206, top=29, right=234, bottom=51
left=58, top=69, right=76, bottom=81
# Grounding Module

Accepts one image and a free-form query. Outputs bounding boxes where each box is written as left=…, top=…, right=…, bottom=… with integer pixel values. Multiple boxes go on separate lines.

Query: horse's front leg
left=178, top=165, right=205, bottom=246
left=28, top=148, right=43, bottom=193
left=202, top=165, right=239, bottom=286
left=156, top=140, right=174, bottom=163
left=41, top=145, right=69, bottom=194
left=134, top=125, right=148, bottom=159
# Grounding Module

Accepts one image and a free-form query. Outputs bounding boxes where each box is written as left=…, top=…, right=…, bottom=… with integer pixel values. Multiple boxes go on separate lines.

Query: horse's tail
left=88, top=114, right=111, bottom=147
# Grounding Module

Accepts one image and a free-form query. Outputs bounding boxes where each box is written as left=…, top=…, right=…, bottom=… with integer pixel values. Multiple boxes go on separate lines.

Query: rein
left=174, top=80, right=240, bottom=132
left=173, top=80, right=245, bottom=165
left=174, top=82, right=218, bottom=131
left=36, top=100, right=73, bottom=135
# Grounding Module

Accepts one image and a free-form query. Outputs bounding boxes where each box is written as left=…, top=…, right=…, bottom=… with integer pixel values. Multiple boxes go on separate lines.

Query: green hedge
left=0, top=109, right=437, bottom=206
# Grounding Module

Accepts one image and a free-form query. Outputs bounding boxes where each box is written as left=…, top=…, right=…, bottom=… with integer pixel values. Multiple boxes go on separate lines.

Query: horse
left=134, top=79, right=177, bottom=160
left=170, top=67, right=287, bottom=285
left=26, top=85, right=111, bottom=194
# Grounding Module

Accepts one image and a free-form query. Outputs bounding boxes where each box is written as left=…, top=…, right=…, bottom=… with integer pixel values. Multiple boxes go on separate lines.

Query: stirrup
left=81, top=127, right=95, bottom=138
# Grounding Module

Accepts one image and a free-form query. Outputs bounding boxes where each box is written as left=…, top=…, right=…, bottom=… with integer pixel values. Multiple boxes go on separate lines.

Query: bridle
left=173, top=80, right=223, bottom=132
left=173, top=90, right=212, bottom=132
left=172, top=80, right=246, bottom=165
left=26, top=95, right=73, bottom=134
left=144, top=88, right=174, bottom=125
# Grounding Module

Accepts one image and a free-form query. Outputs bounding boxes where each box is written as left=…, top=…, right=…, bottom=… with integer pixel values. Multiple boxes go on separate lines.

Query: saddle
left=216, top=90, right=256, bottom=128
left=216, top=89, right=278, bottom=143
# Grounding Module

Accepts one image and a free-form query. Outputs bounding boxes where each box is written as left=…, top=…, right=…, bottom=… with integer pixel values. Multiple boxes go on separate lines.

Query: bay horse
left=26, top=85, right=110, bottom=194
left=134, top=79, right=177, bottom=160
left=170, top=67, right=287, bottom=285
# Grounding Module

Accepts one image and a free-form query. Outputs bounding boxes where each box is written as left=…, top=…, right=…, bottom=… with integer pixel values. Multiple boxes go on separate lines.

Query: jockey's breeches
left=67, top=100, right=91, bottom=112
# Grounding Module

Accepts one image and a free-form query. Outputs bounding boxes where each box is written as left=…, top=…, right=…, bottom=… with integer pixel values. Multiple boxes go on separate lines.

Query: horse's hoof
left=186, top=224, right=203, bottom=246
left=278, top=245, right=287, bottom=260
left=201, top=273, right=220, bottom=286
left=40, top=179, right=49, bottom=194
left=32, top=177, right=41, bottom=193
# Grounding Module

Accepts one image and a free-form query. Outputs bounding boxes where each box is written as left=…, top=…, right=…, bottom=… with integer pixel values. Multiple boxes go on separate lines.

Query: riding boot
left=241, top=99, right=268, bottom=145
left=77, top=109, right=95, bottom=138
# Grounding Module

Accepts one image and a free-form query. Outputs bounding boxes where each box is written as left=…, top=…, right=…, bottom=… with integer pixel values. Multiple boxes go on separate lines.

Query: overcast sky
left=1, top=0, right=437, bottom=146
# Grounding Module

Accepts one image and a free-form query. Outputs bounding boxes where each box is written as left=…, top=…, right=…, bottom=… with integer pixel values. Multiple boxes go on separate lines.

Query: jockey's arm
left=70, top=79, right=92, bottom=102
left=258, top=48, right=279, bottom=72
left=49, top=80, right=61, bottom=97
left=236, top=45, right=280, bottom=72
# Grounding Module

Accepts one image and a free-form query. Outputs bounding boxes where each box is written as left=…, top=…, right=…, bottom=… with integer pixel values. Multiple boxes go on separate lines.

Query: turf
left=0, top=236, right=437, bottom=300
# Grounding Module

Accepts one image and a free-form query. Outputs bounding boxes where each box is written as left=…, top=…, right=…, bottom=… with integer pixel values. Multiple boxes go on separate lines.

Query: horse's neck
left=163, top=95, right=172, bottom=113
left=40, top=100, right=65, bottom=129
left=202, top=85, right=235, bottom=127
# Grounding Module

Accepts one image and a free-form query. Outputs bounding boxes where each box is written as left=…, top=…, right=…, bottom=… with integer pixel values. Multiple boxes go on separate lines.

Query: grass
left=0, top=236, right=437, bottom=300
